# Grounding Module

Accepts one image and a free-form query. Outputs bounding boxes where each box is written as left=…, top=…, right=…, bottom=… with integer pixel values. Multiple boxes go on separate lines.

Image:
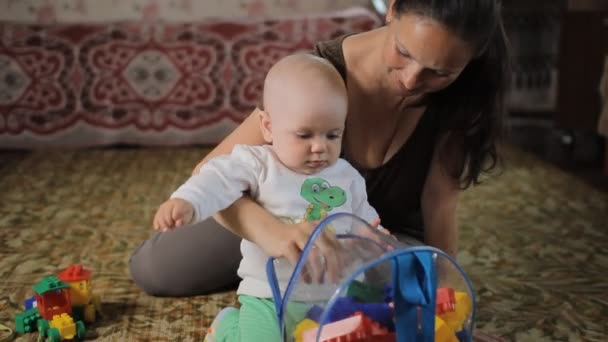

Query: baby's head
left=260, top=54, right=348, bottom=175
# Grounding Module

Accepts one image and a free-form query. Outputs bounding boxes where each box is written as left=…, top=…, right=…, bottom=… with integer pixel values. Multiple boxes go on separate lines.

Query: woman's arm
left=193, top=108, right=267, bottom=174
left=421, top=138, right=461, bottom=259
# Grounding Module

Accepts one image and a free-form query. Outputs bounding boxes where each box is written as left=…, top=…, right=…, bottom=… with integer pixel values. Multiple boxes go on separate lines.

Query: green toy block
left=346, top=280, right=385, bottom=303
left=15, top=307, right=41, bottom=334
left=72, top=306, right=85, bottom=322
left=33, top=275, right=70, bottom=295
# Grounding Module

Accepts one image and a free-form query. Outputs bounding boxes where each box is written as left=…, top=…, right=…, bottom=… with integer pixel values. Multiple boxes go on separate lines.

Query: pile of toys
left=267, top=213, right=477, bottom=342
left=292, top=282, right=472, bottom=341
left=14, top=264, right=100, bottom=342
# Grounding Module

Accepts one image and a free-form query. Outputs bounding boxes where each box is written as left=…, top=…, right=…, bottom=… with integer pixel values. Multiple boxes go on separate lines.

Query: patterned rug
left=0, top=145, right=606, bottom=341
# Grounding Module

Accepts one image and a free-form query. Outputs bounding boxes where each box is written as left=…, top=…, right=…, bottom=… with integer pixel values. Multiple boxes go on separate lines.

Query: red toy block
left=33, top=276, right=73, bottom=321
left=436, top=288, right=456, bottom=314
left=303, top=311, right=395, bottom=341
left=58, top=264, right=92, bottom=282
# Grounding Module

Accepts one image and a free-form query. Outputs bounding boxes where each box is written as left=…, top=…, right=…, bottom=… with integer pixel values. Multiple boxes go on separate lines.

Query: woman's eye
left=396, top=47, right=410, bottom=58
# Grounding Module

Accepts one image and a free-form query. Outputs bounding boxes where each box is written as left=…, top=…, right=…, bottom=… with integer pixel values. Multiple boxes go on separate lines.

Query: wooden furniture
left=556, top=1, right=608, bottom=175
left=556, top=0, right=608, bottom=131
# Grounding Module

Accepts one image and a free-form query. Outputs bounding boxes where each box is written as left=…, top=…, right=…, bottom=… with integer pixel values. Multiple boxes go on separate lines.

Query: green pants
left=210, top=295, right=311, bottom=342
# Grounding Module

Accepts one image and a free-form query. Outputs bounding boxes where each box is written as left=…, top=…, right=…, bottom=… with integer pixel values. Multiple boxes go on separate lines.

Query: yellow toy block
left=293, top=319, right=319, bottom=342
left=50, top=313, right=77, bottom=340
left=435, top=316, right=458, bottom=342
left=84, top=303, right=96, bottom=322
left=439, top=291, right=472, bottom=332
left=66, top=279, right=91, bottom=306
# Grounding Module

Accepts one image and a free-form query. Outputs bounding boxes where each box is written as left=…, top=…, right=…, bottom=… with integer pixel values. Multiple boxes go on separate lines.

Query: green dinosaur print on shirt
left=300, top=178, right=347, bottom=222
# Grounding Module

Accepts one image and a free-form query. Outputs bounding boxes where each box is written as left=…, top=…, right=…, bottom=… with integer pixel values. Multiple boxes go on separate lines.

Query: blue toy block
left=305, top=305, right=323, bottom=322
left=24, top=296, right=37, bottom=310
left=326, top=297, right=394, bottom=330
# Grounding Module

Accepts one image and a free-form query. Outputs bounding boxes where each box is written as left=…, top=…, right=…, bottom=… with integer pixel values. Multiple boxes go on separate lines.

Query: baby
left=154, top=54, right=385, bottom=341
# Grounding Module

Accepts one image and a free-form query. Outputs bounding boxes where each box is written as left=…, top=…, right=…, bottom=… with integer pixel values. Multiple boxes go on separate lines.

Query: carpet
left=0, top=145, right=606, bottom=341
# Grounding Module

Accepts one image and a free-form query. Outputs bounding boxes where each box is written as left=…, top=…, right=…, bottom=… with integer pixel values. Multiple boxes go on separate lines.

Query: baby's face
left=271, top=103, right=346, bottom=175
left=262, top=55, right=348, bottom=174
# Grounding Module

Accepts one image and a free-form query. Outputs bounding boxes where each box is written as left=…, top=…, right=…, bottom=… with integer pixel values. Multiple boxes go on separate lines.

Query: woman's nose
left=401, top=62, right=423, bottom=91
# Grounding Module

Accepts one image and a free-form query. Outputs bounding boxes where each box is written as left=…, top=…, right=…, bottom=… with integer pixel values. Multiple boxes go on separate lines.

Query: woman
left=130, top=0, right=510, bottom=297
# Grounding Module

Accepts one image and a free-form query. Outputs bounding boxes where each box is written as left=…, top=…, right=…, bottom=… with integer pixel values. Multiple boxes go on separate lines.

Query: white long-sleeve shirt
left=171, top=144, right=379, bottom=297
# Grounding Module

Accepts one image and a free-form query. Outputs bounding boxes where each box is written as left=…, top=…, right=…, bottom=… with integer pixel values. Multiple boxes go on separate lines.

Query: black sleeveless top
left=314, top=37, right=440, bottom=241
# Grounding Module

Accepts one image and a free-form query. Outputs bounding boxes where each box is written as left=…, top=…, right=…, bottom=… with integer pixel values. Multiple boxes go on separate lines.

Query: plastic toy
left=438, top=292, right=472, bottom=333
left=24, top=296, right=37, bottom=310
left=58, top=264, right=101, bottom=323
left=345, top=280, right=386, bottom=303
left=14, top=275, right=87, bottom=341
left=266, top=213, right=476, bottom=342
left=305, top=297, right=394, bottom=330
left=436, top=288, right=456, bottom=315
left=435, top=316, right=458, bottom=342
left=14, top=264, right=99, bottom=341
left=302, top=312, right=395, bottom=342
left=294, top=319, right=319, bottom=342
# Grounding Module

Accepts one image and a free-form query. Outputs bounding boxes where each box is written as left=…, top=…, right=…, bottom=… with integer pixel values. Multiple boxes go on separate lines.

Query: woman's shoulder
left=230, top=144, right=276, bottom=165
left=313, top=35, right=350, bottom=81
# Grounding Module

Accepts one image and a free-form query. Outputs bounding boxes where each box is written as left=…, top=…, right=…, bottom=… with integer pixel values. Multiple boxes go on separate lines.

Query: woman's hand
left=153, top=198, right=194, bottom=232
left=369, top=218, right=396, bottom=240
left=352, top=218, right=397, bottom=254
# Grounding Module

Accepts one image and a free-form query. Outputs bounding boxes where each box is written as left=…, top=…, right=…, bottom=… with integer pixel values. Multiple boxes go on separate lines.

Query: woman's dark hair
left=393, top=0, right=511, bottom=189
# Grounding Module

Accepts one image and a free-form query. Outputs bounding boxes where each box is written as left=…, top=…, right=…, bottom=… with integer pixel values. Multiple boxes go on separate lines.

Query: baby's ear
left=258, top=109, right=273, bottom=143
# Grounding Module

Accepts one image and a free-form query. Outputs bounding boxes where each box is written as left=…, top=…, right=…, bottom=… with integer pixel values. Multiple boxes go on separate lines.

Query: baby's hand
left=153, top=198, right=194, bottom=232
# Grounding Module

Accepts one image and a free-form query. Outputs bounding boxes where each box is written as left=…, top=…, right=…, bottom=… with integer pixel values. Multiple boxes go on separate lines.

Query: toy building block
left=302, top=311, right=395, bottom=342
left=435, top=316, right=458, bottom=342
left=37, top=313, right=86, bottom=342
left=33, top=276, right=72, bottom=320
left=383, top=285, right=393, bottom=304
left=436, top=287, right=456, bottom=314
left=294, top=319, right=319, bottom=342
left=439, top=291, right=472, bottom=333
left=305, top=305, right=324, bottom=322
left=24, top=296, right=37, bottom=310
left=326, top=297, right=394, bottom=330
left=346, top=280, right=385, bottom=303
left=50, top=313, right=78, bottom=340
left=58, top=264, right=100, bottom=322
left=15, top=307, right=41, bottom=334
left=58, top=264, right=92, bottom=306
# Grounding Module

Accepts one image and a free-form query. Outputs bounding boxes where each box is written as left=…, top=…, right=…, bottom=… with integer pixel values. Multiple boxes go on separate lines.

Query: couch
left=0, top=0, right=380, bottom=148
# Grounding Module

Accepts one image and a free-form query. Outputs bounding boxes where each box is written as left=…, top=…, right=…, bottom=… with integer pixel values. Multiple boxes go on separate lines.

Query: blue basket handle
left=265, top=213, right=360, bottom=339
left=392, top=251, right=437, bottom=342
left=266, top=256, right=284, bottom=335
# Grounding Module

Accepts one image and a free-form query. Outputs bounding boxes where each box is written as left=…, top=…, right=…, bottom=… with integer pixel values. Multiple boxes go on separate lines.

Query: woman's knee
left=129, top=234, right=175, bottom=296
left=128, top=220, right=242, bottom=296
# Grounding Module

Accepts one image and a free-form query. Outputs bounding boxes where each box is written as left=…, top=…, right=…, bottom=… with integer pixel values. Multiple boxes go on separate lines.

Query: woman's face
left=382, top=13, right=474, bottom=98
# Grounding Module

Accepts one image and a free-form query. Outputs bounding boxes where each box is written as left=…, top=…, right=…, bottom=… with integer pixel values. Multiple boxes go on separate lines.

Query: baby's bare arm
left=153, top=198, right=194, bottom=231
